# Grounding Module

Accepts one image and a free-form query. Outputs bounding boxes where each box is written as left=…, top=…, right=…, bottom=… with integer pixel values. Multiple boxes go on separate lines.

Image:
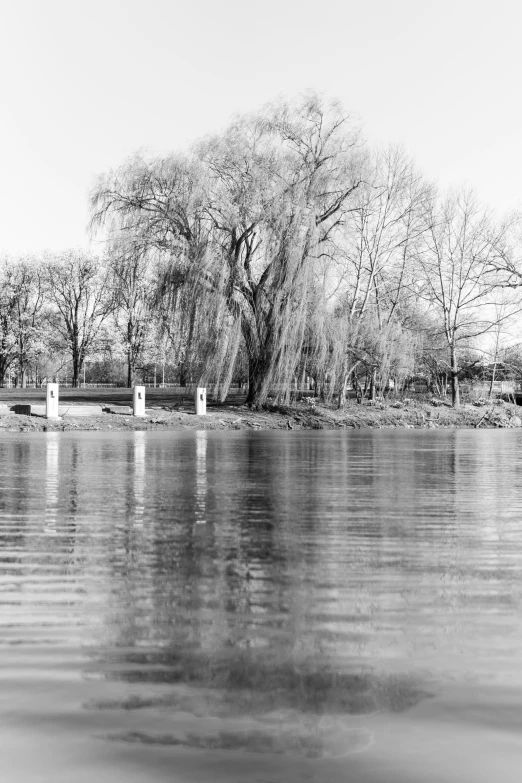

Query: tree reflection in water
left=195, top=430, right=207, bottom=525
left=133, top=430, right=145, bottom=527
left=84, top=431, right=430, bottom=757
left=3, top=429, right=522, bottom=775
left=44, top=433, right=59, bottom=535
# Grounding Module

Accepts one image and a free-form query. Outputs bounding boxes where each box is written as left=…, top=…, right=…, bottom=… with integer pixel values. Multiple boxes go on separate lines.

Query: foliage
left=1, top=94, right=522, bottom=402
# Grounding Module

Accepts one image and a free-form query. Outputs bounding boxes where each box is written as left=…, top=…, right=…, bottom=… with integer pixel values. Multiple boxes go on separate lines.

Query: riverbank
left=0, top=388, right=520, bottom=432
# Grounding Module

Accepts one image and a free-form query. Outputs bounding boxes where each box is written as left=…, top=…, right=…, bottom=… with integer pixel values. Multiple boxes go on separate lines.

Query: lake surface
left=1, top=428, right=522, bottom=782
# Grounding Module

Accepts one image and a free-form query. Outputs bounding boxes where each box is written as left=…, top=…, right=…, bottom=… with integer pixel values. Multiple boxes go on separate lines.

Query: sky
left=0, top=0, right=521, bottom=254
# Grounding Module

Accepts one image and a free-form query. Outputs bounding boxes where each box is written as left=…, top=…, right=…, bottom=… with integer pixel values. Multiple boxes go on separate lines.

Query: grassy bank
left=0, top=388, right=520, bottom=432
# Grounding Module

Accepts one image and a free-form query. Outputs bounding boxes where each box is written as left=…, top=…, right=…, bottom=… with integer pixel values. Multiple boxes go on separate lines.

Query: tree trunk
left=337, top=371, right=349, bottom=410
left=245, top=342, right=281, bottom=408
left=354, top=375, right=363, bottom=404
left=369, top=367, right=377, bottom=401
left=246, top=355, right=264, bottom=408
left=450, top=347, right=460, bottom=407
left=0, top=358, right=7, bottom=387
left=488, top=361, right=497, bottom=400
left=245, top=381, right=260, bottom=407
left=127, top=350, right=133, bottom=388
left=338, top=360, right=361, bottom=410
left=72, top=352, right=81, bottom=388
left=300, top=363, right=307, bottom=390
left=314, top=374, right=321, bottom=402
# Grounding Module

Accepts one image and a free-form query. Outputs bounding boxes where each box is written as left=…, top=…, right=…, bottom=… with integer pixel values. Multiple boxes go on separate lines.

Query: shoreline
left=0, top=395, right=520, bottom=432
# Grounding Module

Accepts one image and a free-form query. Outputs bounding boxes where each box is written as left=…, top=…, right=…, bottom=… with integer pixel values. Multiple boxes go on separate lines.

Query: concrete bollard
left=46, top=383, right=60, bottom=419
left=195, top=387, right=206, bottom=415
left=133, top=385, right=146, bottom=417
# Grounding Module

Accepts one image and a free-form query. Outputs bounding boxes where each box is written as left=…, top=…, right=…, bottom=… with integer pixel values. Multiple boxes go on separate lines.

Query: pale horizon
left=1, top=0, right=521, bottom=255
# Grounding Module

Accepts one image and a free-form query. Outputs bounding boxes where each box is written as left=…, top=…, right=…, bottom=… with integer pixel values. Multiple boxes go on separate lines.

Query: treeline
left=2, top=94, right=522, bottom=405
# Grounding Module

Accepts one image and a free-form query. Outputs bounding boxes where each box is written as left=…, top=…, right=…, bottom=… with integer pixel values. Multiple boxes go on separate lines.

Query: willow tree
left=91, top=95, right=365, bottom=407
left=91, top=153, right=213, bottom=380
left=193, top=96, right=364, bottom=405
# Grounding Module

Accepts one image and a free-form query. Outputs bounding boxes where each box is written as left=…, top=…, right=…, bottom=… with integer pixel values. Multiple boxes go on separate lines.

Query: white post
left=46, top=383, right=60, bottom=419
left=195, top=387, right=206, bottom=415
left=133, top=385, right=146, bottom=417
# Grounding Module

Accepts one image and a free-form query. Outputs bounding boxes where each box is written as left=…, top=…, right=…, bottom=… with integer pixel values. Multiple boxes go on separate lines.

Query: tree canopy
left=0, top=93, right=521, bottom=404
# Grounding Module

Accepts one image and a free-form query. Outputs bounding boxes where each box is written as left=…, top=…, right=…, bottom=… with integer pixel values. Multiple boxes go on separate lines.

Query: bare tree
left=45, top=250, right=114, bottom=387
left=0, top=262, right=18, bottom=386
left=91, top=154, right=212, bottom=387
left=482, top=295, right=520, bottom=398
left=415, top=190, right=517, bottom=406
left=108, top=238, right=157, bottom=387
left=312, top=146, right=430, bottom=406
left=0, top=256, right=47, bottom=387
left=11, top=257, right=46, bottom=387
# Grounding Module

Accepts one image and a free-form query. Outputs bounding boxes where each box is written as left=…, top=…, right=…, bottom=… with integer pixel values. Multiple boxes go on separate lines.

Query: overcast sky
left=0, top=0, right=520, bottom=254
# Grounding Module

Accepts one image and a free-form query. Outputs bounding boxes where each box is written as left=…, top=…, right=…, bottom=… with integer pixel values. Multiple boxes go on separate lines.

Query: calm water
left=1, top=429, right=522, bottom=782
